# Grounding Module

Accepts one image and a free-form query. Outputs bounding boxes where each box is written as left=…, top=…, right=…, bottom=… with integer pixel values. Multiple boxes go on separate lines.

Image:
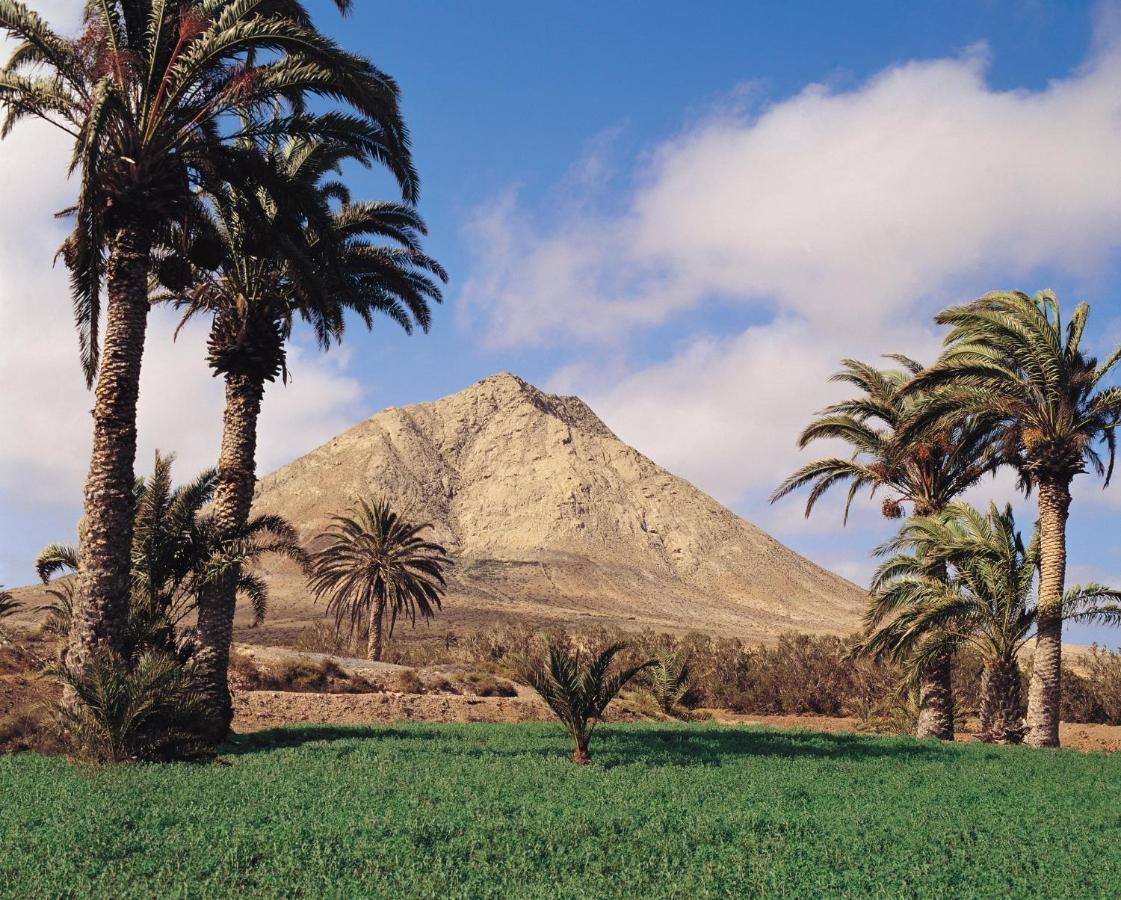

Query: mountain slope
left=244, top=372, right=865, bottom=644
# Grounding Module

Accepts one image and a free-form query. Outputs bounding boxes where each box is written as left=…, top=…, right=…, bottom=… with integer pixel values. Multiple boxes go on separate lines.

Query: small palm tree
left=904, top=290, right=1121, bottom=747
left=0, top=587, right=18, bottom=621
left=308, top=498, right=450, bottom=661
left=37, top=452, right=304, bottom=660
left=863, top=502, right=1121, bottom=744
left=772, top=356, right=1001, bottom=740
left=519, top=639, right=653, bottom=764
left=643, top=648, right=691, bottom=716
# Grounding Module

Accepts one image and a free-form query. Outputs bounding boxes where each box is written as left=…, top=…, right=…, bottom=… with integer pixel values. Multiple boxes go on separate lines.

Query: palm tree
left=643, top=648, right=692, bottom=716
left=37, top=451, right=304, bottom=660
left=0, top=587, right=18, bottom=621
left=168, top=131, right=444, bottom=733
left=519, top=638, right=653, bottom=764
left=904, top=290, right=1121, bottom=747
left=308, top=498, right=450, bottom=661
left=771, top=356, right=1001, bottom=739
left=863, top=502, right=1121, bottom=744
left=0, top=1, right=414, bottom=680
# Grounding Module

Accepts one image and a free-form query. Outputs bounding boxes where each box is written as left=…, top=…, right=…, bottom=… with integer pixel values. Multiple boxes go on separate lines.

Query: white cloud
left=465, top=43, right=1121, bottom=349
left=463, top=23, right=1121, bottom=510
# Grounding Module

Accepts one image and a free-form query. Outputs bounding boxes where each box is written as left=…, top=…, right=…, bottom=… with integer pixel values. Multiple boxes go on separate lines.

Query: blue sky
left=3, top=0, right=1121, bottom=644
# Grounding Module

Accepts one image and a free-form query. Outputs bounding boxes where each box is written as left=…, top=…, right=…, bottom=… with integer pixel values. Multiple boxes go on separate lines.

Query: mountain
left=243, top=372, right=866, bottom=645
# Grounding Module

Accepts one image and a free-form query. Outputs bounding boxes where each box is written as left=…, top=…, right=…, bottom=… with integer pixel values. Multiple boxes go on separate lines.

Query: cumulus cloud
left=464, top=25, right=1121, bottom=516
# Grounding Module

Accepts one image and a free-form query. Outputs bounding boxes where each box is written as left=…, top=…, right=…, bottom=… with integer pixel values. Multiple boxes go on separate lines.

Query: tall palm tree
left=864, top=502, right=1121, bottom=744
left=167, top=131, right=444, bottom=734
left=0, top=1, right=414, bottom=681
left=307, top=498, right=450, bottom=661
left=771, top=356, right=1001, bottom=739
left=37, top=451, right=304, bottom=660
left=904, top=290, right=1121, bottom=747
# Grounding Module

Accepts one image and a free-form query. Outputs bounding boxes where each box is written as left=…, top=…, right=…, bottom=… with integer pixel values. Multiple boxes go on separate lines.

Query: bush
left=0, top=706, right=63, bottom=755
left=395, top=668, right=423, bottom=694
left=52, top=650, right=209, bottom=763
left=457, top=671, right=518, bottom=698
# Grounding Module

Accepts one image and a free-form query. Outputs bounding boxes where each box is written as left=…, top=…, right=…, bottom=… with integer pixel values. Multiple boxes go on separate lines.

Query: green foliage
left=771, top=355, right=1000, bottom=522
left=170, top=123, right=446, bottom=387
left=37, top=451, right=303, bottom=656
left=904, top=290, right=1121, bottom=488
left=3, top=723, right=1121, bottom=895
left=862, top=502, right=1121, bottom=686
left=0, top=1, right=417, bottom=382
left=308, top=497, right=450, bottom=659
left=50, top=648, right=208, bottom=764
left=643, top=648, right=692, bottom=715
left=518, top=638, right=652, bottom=762
left=0, top=585, right=18, bottom=621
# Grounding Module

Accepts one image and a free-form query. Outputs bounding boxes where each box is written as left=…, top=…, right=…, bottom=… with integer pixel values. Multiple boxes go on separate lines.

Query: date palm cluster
left=0, top=2, right=446, bottom=750
left=774, top=290, right=1121, bottom=748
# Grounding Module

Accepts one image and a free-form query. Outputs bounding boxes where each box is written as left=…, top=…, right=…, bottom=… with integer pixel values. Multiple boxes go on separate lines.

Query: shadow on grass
left=222, top=722, right=952, bottom=767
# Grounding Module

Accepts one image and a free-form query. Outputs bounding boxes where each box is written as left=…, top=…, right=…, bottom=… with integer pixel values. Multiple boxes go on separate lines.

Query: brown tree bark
left=571, top=732, right=591, bottom=764
left=367, top=597, right=386, bottom=661
left=69, top=229, right=151, bottom=675
left=914, top=650, right=955, bottom=740
left=195, top=372, right=264, bottom=739
left=980, top=656, right=1024, bottom=744
left=1024, top=479, right=1070, bottom=748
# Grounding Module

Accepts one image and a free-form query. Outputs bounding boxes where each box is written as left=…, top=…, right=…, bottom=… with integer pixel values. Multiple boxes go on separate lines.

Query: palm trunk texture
left=980, top=657, right=1024, bottom=744
left=914, top=650, right=955, bottom=740
left=367, top=598, right=386, bottom=661
left=195, top=372, right=264, bottom=739
left=914, top=555, right=955, bottom=741
left=1024, top=479, right=1070, bottom=748
left=70, top=229, right=151, bottom=675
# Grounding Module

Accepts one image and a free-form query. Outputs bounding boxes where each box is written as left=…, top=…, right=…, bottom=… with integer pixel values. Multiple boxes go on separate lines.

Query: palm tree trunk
left=914, top=650, right=955, bottom=740
left=1025, top=479, right=1070, bottom=748
left=195, top=372, right=264, bottom=739
left=980, top=656, right=1024, bottom=744
left=69, top=228, right=151, bottom=675
left=572, top=730, right=591, bottom=764
left=367, top=597, right=386, bottom=661
left=913, top=553, right=955, bottom=741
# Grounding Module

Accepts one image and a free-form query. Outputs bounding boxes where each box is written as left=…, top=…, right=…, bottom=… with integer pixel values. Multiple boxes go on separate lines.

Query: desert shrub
left=1084, top=646, right=1121, bottom=723
left=1060, top=667, right=1104, bottom=724
left=457, top=671, right=517, bottom=698
left=245, top=657, right=380, bottom=695
left=424, top=674, right=458, bottom=694
left=293, top=621, right=359, bottom=657
left=227, top=650, right=265, bottom=690
left=0, top=706, right=62, bottom=755
left=53, top=650, right=209, bottom=763
left=396, top=668, right=423, bottom=694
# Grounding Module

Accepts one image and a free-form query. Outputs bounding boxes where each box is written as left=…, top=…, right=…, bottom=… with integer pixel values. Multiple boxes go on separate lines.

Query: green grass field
left=2, top=723, right=1119, bottom=898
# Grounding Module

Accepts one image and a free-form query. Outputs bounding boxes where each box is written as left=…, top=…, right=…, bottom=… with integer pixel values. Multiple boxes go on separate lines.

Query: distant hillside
left=240, top=372, right=866, bottom=645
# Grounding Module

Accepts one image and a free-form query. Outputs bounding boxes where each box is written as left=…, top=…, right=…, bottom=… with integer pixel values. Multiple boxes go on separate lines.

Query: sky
left=3, top=0, right=1121, bottom=644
